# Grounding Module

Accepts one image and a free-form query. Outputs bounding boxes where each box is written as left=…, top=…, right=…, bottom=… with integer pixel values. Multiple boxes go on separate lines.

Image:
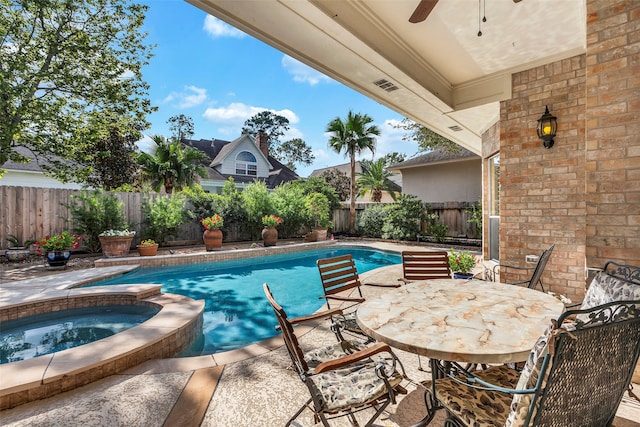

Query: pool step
left=162, top=366, right=224, bottom=427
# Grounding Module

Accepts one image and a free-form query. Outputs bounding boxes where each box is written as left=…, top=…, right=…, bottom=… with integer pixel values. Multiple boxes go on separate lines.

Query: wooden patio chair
left=263, top=283, right=407, bottom=427
left=398, top=250, right=451, bottom=284
left=423, top=299, right=640, bottom=427
left=493, top=243, right=555, bottom=292
left=316, top=254, right=399, bottom=342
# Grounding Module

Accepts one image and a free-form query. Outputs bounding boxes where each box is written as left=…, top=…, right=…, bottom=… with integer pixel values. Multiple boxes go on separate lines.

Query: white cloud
left=281, top=55, right=332, bottom=86
left=161, top=86, right=207, bottom=109
left=202, top=102, right=300, bottom=128
left=203, top=15, right=245, bottom=38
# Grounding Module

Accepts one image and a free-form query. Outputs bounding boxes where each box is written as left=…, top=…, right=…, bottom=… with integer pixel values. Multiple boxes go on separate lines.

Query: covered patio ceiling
left=185, top=0, right=585, bottom=155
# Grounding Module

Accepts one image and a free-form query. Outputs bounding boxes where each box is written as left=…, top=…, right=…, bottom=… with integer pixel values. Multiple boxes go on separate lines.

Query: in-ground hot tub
left=0, top=284, right=204, bottom=410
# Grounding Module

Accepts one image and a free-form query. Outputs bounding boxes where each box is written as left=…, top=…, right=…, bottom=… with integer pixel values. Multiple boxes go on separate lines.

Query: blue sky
left=139, top=0, right=420, bottom=177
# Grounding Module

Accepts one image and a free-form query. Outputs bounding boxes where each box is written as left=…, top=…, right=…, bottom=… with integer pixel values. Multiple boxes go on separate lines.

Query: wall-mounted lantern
left=536, top=105, right=557, bottom=149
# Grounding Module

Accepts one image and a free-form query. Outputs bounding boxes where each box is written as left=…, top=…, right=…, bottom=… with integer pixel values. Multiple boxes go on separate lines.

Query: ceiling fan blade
left=409, top=0, right=438, bottom=23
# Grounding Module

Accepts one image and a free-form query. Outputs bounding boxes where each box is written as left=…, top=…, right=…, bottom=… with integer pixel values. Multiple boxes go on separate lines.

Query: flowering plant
left=262, top=214, right=283, bottom=228
left=35, top=231, right=81, bottom=254
left=448, top=249, right=478, bottom=275
left=201, top=214, right=224, bottom=230
left=139, top=239, right=157, bottom=246
left=99, top=229, right=135, bottom=237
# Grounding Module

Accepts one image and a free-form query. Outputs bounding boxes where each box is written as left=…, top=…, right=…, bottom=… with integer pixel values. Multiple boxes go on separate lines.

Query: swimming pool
left=90, top=247, right=400, bottom=355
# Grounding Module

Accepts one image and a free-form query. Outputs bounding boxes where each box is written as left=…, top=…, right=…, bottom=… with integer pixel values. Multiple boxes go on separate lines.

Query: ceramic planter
left=262, top=227, right=278, bottom=246
left=203, top=229, right=223, bottom=250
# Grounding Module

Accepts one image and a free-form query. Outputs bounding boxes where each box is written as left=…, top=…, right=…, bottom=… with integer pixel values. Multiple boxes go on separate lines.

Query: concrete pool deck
left=1, top=241, right=639, bottom=426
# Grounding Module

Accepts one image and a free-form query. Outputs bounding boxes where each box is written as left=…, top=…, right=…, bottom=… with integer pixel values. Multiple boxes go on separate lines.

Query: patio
left=1, top=242, right=639, bottom=426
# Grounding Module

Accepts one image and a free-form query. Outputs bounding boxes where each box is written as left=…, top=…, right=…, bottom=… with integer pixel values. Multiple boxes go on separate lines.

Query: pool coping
left=0, top=241, right=405, bottom=409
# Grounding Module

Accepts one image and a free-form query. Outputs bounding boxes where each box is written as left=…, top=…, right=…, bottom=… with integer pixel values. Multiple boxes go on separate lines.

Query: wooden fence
left=1, top=186, right=479, bottom=249
left=327, top=201, right=480, bottom=238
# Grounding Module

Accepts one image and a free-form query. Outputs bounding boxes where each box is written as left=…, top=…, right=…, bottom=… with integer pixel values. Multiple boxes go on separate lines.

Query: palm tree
left=137, top=135, right=209, bottom=194
left=326, top=111, right=380, bottom=234
left=357, top=158, right=397, bottom=202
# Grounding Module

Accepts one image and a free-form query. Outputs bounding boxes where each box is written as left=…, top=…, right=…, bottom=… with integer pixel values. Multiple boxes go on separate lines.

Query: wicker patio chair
left=493, top=243, right=555, bottom=292
left=398, top=250, right=451, bottom=284
left=423, top=299, right=640, bottom=427
left=263, top=283, right=407, bottom=427
left=316, top=254, right=399, bottom=342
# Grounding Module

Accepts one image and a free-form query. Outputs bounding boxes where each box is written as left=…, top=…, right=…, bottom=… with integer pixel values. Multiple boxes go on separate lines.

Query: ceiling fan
left=408, top=0, right=523, bottom=23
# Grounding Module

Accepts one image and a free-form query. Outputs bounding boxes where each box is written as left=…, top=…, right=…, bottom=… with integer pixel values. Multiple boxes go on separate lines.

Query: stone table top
left=356, top=279, right=566, bottom=364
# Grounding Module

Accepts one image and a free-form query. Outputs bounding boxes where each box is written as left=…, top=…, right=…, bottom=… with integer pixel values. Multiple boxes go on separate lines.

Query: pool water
left=90, top=247, right=400, bottom=355
left=0, top=305, right=159, bottom=364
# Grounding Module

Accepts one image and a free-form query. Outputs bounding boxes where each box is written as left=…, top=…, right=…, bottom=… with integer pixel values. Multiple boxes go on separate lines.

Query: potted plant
left=98, top=229, right=135, bottom=258
left=201, top=214, right=224, bottom=251
left=4, top=235, right=36, bottom=262
left=35, top=231, right=81, bottom=267
left=261, top=214, right=282, bottom=246
left=304, top=193, right=332, bottom=241
left=448, top=248, right=478, bottom=279
left=136, top=239, right=159, bottom=256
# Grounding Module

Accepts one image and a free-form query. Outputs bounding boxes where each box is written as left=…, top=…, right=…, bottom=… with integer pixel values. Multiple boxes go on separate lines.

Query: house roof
left=182, top=137, right=299, bottom=188
left=309, top=161, right=363, bottom=177
left=388, top=147, right=480, bottom=171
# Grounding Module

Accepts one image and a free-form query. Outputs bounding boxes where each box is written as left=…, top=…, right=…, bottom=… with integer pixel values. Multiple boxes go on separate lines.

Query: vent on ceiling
left=373, top=79, right=399, bottom=92
left=448, top=125, right=463, bottom=132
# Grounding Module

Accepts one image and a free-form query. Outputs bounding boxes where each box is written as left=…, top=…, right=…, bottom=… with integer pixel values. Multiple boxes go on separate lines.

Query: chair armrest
left=363, top=282, right=402, bottom=288
left=289, top=307, right=343, bottom=325
left=466, top=376, right=536, bottom=395
left=319, top=295, right=366, bottom=304
left=314, top=342, right=395, bottom=373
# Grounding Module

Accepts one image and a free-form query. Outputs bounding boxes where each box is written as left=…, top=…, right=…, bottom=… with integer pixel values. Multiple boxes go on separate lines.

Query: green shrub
left=271, top=183, right=308, bottom=238
left=381, top=194, right=425, bottom=241
left=66, top=190, right=128, bottom=252
left=357, top=204, right=387, bottom=238
left=241, top=180, right=273, bottom=239
left=467, top=199, right=482, bottom=238
left=424, top=210, right=449, bottom=243
left=304, top=192, right=332, bottom=228
left=141, top=195, right=187, bottom=245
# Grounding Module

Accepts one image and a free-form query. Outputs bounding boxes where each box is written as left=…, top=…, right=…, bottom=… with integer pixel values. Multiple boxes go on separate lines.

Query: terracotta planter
left=203, top=229, right=223, bottom=251
left=99, top=235, right=134, bottom=258
left=312, top=227, right=328, bottom=241
left=262, top=227, right=278, bottom=247
left=136, top=244, right=158, bottom=257
left=304, top=232, right=317, bottom=242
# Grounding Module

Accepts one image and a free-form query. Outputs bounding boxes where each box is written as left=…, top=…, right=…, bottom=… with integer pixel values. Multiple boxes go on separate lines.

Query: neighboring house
left=0, top=146, right=85, bottom=189
left=309, top=161, right=401, bottom=203
left=183, top=131, right=299, bottom=193
left=388, top=147, right=481, bottom=204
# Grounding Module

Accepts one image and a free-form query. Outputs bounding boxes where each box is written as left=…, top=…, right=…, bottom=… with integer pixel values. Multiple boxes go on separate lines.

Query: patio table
left=356, top=278, right=565, bottom=365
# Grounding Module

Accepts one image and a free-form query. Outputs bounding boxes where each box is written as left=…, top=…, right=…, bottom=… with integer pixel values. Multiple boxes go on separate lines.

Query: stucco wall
left=401, top=158, right=482, bottom=203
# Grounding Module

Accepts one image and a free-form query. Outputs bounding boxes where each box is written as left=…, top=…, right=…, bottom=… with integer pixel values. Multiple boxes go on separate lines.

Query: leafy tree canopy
left=278, top=138, right=315, bottom=171
left=380, top=152, right=406, bottom=166
left=241, top=111, right=314, bottom=171
left=81, top=112, right=142, bottom=190
left=241, top=111, right=289, bottom=150
left=394, top=118, right=460, bottom=154
left=319, top=169, right=350, bottom=202
left=168, top=114, right=194, bottom=142
left=0, top=0, right=156, bottom=180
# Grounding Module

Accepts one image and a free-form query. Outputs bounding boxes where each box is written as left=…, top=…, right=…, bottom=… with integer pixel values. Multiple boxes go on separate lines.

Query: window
left=235, top=151, right=257, bottom=176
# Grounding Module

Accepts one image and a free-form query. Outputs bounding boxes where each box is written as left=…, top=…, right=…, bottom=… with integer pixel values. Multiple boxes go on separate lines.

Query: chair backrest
left=401, top=251, right=450, bottom=281
left=263, top=283, right=310, bottom=375
left=509, top=299, right=640, bottom=426
left=316, top=254, right=363, bottom=308
left=604, top=261, right=640, bottom=286
left=526, top=244, right=555, bottom=291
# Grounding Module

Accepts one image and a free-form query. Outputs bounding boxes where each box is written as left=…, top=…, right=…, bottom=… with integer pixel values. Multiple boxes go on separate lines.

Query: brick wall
left=585, top=0, right=640, bottom=267
left=493, top=0, right=640, bottom=302
left=500, top=55, right=587, bottom=302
